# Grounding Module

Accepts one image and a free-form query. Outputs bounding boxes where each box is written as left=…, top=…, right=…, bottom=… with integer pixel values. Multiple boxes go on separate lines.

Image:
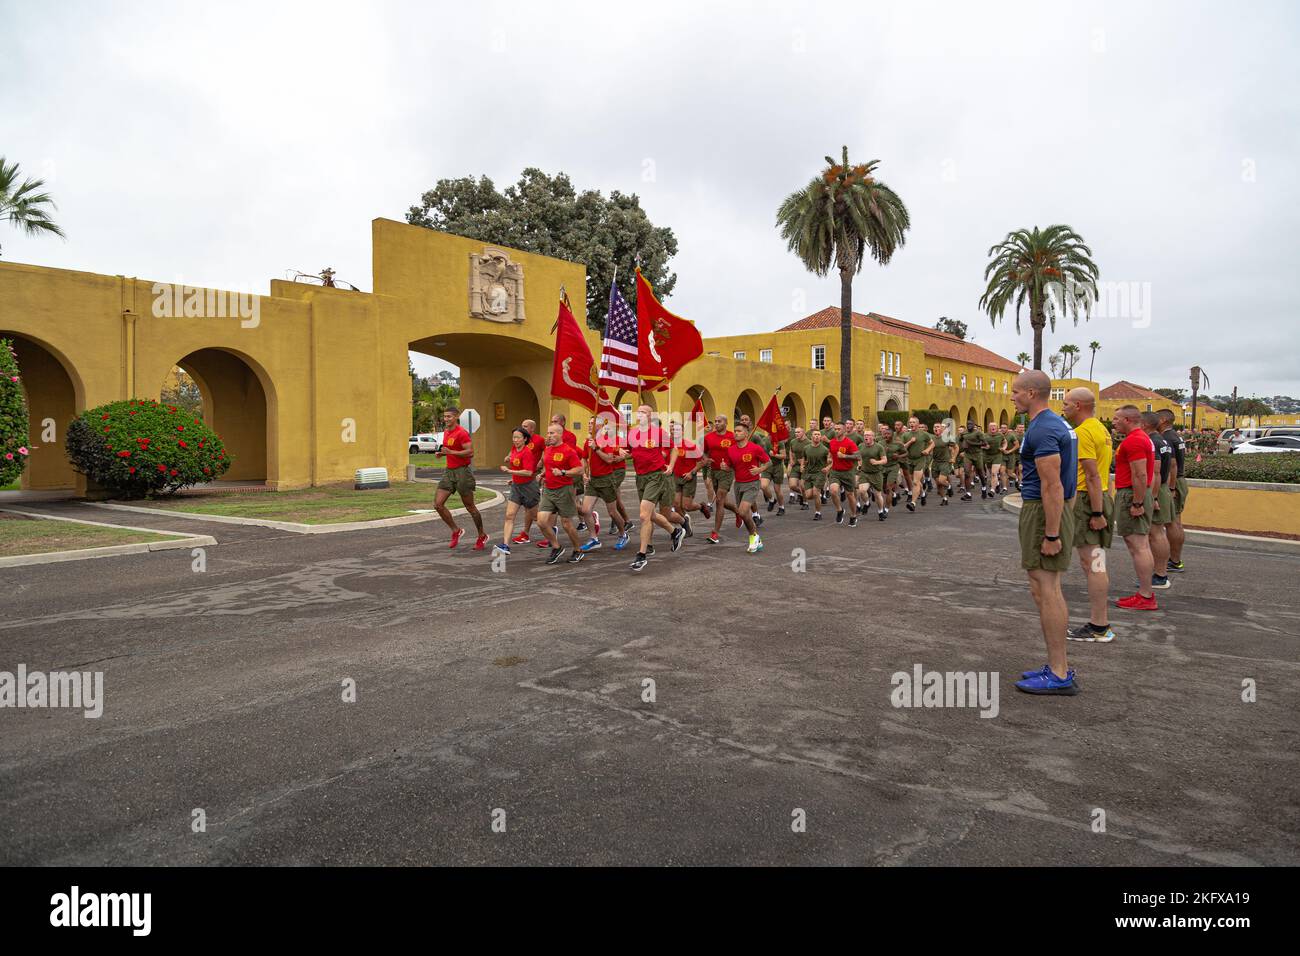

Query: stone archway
left=999, top=409, right=1009, bottom=427
left=3, top=331, right=84, bottom=490
left=883, top=398, right=901, bottom=412
left=949, top=405, right=960, bottom=423
left=175, top=347, right=276, bottom=483
left=818, top=395, right=840, bottom=424
left=782, top=390, right=807, bottom=430
left=983, top=407, right=995, bottom=431
left=486, top=375, right=541, bottom=466
left=734, top=388, right=762, bottom=427
left=966, top=406, right=979, bottom=428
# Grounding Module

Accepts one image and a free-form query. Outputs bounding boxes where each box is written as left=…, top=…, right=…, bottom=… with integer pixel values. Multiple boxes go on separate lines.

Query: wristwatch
left=1090, top=511, right=1103, bottom=517
left=1044, top=534, right=1060, bottom=541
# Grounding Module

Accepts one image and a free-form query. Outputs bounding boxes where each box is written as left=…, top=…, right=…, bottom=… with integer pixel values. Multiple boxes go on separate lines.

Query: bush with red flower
left=66, top=399, right=233, bottom=497
left=1, top=338, right=31, bottom=486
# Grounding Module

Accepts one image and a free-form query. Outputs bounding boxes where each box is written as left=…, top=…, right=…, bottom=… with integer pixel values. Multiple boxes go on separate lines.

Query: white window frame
left=760, top=349, right=773, bottom=363
left=925, top=368, right=932, bottom=385
left=733, top=350, right=746, bottom=360
left=961, top=374, right=968, bottom=388
left=943, top=371, right=952, bottom=387
left=880, top=350, right=886, bottom=372
left=812, top=345, right=826, bottom=370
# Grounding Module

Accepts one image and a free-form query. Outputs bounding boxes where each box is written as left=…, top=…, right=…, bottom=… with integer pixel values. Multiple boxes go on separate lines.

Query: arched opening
left=174, top=348, right=276, bottom=484
left=680, top=385, right=715, bottom=438
left=966, top=406, right=979, bottom=428
left=999, top=409, right=1009, bottom=427
left=983, top=407, right=995, bottom=431
left=818, top=395, right=840, bottom=424
left=948, top=405, right=960, bottom=423
left=487, top=375, right=541, bottom=466
left=929, top=403, right=939, bottom=411
left=883, top=398, right=901, bottom=412
left=734, top=388, right=762, bottom=426
left=782, top=391, right=807, bottom=430
left=2, top=332, right=83, bottom=490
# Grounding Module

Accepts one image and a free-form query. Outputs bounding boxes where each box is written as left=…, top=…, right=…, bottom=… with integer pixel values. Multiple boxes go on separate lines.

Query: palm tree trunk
left=839, top=267, right=853, bottom=419
left=1030, top=292, right=1044, bottom=370
left=1088, top=350, right=1096, bottom=381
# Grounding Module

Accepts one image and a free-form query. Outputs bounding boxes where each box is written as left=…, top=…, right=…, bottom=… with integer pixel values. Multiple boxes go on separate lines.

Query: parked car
left=1230, top=435, right=1300, bottom=454
left=1263, top=426, right=1300, bottom=439
left=408, top=432, right=443, bottom=454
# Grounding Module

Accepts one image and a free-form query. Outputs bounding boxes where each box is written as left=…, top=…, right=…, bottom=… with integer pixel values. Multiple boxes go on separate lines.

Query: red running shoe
left=512, top=532, right=530, bottom=544
left=449, top=528, right=464, bottom=549
left=474, top=534, right=488, bottom=551
left=1116, top=592, right=1158, bottom=611
left=535, top=538, right=550, bottom=549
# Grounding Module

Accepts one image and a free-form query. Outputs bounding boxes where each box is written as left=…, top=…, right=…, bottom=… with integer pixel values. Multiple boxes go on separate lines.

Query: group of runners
left=1012, top=371, right=1191, bottom=698
left=431, top=402, right=1037, bottom=571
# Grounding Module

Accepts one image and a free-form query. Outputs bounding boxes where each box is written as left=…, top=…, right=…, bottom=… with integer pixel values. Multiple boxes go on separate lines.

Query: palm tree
left=0, top=157, right=66, bottom=256
left=1016, top=351, right=1031, bottom=367
left=1059, top=343, right=1081, bottom=377
left=777, top=146, right=909, bottom=415
left=1048, top=354, right=1062, bottom=378
left=1087, top=340, right=1101, bottom=381
left=979, top=225, right=1099, bottom=370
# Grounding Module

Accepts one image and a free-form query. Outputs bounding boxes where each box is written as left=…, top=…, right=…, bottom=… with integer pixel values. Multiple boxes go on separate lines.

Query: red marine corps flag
left=756, top=392, right=790, bottom=443
left=691, top=394, right=708, bottom=432
left=636, top=268, right=703, bottom=391
left=549, top=296, right=599, bottom=412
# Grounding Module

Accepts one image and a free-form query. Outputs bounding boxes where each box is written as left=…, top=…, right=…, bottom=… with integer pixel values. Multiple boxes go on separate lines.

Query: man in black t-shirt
left=1142, top=412, right=1173, bottom=590
left=1157, top=409, right=1187, bottom=573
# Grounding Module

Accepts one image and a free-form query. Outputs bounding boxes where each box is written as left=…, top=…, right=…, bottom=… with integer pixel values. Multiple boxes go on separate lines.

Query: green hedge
left=876, top=409, right=950, bottom=430
left=1184, top=452, right=1300, bottom=485
left=1, top=339, right=30, bottom=486
left=66, top=399, right=234, bottom=497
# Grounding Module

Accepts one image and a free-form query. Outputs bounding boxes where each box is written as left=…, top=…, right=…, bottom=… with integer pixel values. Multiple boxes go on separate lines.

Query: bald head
left=1015, top=370, right=1051, bottom=395
left=1012, top=369, right=1051, bottom=415
left=1060, top=386, right=1096, bottom=426
left=1065, top=387, right=1095, bottom=407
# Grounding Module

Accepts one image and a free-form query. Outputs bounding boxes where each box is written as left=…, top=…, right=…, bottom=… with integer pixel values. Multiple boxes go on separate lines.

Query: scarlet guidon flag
left=756, top=393, right=790, bottom=443
left=636, top=268, right=703, bottom=390
left=691, top=395, right=708, bottom=432
left=549, top=298, right=599, bottom=412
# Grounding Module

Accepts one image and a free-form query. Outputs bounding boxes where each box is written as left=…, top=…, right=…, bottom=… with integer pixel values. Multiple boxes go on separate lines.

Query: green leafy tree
left=1154, top=387, right=1187, bottom=404
left=1, top=339, right=31, bottom=485
left=777, top=146, right=910, bottom=418
left=1016, top=351, right=1031, bottom=367
left=934, top=316, right=968, bottom=340
left=407, top=168, right=677, bottom=332
left=980, top=225, right=1099, bottom=370
left=1, top=157, right=66, bottom=256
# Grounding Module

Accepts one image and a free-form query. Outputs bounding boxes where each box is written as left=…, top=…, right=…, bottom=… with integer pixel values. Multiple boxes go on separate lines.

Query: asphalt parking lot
left=1, top=482, right=1297, bottom=865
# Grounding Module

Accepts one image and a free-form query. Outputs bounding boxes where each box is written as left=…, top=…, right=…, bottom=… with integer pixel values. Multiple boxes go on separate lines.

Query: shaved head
left=1065, top=387, right=1095, bottom=408
left=1014, top=370, right=1051, bottom=396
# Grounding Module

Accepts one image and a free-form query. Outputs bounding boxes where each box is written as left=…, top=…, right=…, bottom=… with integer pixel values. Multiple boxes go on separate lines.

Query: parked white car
left=1230, top=435, right=1300, bottom=454
left=408, top=432, right=443, bottom=454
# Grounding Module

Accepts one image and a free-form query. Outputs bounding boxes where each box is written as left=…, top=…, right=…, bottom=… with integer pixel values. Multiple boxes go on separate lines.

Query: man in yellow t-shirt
left=1063, top=387, right=1115, bottom=643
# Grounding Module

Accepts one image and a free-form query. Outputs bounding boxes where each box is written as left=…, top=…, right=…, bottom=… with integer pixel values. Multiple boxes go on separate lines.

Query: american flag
left=599, top=281, right=640, bottom=391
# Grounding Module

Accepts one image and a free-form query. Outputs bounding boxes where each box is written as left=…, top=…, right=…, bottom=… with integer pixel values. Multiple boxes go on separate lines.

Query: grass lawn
left=0, top=513, right=177, bottom=557
left=1, top=478, right=20, bottom=491
left=408, top=453, right=447, bottom=468
left=133, top=481, right=496, bottom=524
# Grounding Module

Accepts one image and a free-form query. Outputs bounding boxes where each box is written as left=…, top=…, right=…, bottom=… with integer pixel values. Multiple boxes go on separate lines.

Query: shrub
left=0, top=338, right=31, bottom=486
left=66, top=399, right=233, bottom=497
left=1184, top=452, right=1300, bottom=485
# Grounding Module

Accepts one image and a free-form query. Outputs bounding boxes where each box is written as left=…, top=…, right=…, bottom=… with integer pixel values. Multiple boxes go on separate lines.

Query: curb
left=0, top=507, right=217, bottom=568
left=1000, top=494, right=1300, bottom=555
left=84, top=488, right=505, bottom=535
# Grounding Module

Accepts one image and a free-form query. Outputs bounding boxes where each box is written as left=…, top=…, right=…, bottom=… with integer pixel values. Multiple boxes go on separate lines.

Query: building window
left=925, top=368, right=933, bottom=385
left=760, top=349, right=772, bottom=363
left=989, top=378, right=996, bottom=391
left=894, top=353, right=901, bottom=376
left=943, top=372, right=952, bottom=387
left=1002, top=381, right=1008, bottom=394
left=880, top=350, right=886, bottom=373
left=975, top=376, right=983, bottom=390
left=1050, top=388, right=1064, bottom=401
left=960, top=374, right=967, bottom=388
left=619, top=403, right=633, bottom=423
left=812, top=345, right=825, bottom=370
left=733, top=351, right=746, bottom=360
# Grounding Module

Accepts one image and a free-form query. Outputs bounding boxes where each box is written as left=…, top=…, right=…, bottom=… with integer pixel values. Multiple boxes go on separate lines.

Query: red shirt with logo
left=828, top=437, right=859, bottom=471
left=726, top=440, right=769, bottom=482
left=541, top=443, right=583, bottom=489
left=672, top=439, right=700, bottom=477
left=526, top=432, right=545, bottom=471
left=443, top=426, right=472, bottom=469
left=628, top=427, right=668, bottom=475
left=506, top=445, right=537, bottom=485
left=1114, top=429, right=1155, bottom=490
left=562, top=429, right=578, bottom=449
left=587, top=434, right=620, bottom=478
left=703, top=430, right=735, bottom=469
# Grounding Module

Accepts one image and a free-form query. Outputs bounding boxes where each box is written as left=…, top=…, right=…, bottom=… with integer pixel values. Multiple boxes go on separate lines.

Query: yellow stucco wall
left=1181, top=482, right=1300, bottom=537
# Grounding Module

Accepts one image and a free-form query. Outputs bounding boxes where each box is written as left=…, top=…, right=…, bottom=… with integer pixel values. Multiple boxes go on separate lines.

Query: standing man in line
left=1061, top=387, right=1115, bottom=643
left=1158, top=409, right=1188, bottom=573
left=802, top=429, right=831, bottom=520
left=1111, top=405, right=1159, bottom=611
left=435, top=406, right=489, bottom=550
left=628, top=405, right=688, bottom=571
left=727, top=421, right=771, bottom=553
left=1011, top=370, right=1080, bottom=696
left=1143, top=412, right=1174, bottom=591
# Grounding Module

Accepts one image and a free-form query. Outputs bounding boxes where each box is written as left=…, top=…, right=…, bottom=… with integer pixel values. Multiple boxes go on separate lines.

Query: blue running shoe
left=1152, top=574, right=1171, bottom=589
left=1015, top=668, right=1080, bottom=695
left=493, top=543, right=511, bottom=556
left=1020, top=663, right=1052, bottom=680
left=580, top=537, right=602, bottom=553
left=614, top=531, right=630, bottom=551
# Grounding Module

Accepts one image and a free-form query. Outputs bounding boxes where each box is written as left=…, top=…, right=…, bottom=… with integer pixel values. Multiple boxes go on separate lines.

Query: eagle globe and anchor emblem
left=469, top=248, right=526, bottom=324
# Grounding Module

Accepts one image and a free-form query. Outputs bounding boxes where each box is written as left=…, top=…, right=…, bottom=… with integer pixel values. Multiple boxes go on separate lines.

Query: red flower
left=168, top=406, right=176, bottom=413
left=170, top=469, right=178, bottom=476
left=101, top=413, right=109, bottom=420
left=177, top=425, right=184, bottom=431
left=103, top=426, right=110, bottom=433
left=157, top=464, right=166, bottom=472
left=178, top=440, right=188, bottom=448
left=118, top=450, right=131, bottom=457
left=203, top=466, right=211, bottom=474
left=128, top=467, right=136, bottom=474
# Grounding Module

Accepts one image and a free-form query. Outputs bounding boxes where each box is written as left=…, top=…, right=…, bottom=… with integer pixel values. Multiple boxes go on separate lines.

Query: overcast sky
left=3, top=0, right=1297, bottom=398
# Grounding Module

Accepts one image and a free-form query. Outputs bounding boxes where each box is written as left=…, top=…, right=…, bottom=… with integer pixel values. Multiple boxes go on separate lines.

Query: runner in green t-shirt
left=929, top=421, right=956, bottom=505
left=958, top=422, right=984, bottom=501
left=856, top=429, right=890, bottom=520
left=901, top=418, right=933, bottom=512
left=801, top=432, right=831, bottom=520
left=786, top=427, right=809, bottom=509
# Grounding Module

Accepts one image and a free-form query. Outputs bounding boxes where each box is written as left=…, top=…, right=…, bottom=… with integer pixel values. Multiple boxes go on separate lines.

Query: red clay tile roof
left=777, top=307, right=1022, bottom=373
left=1099, top=380, right=1171, bottom=402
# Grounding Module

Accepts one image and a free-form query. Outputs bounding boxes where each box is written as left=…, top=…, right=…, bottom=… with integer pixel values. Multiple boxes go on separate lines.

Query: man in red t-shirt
left=581, top=416, right=630, bottom=549
left=627, top=406, right=687, bottom=571
left=726, top=421, right=770, bottom=553
left=1112, top=405, right=1157, bottom=609
left=512, top=418, right=547, bottom=546
left=670, top=421, right=707, bottom=530
left=550, top=413, right=592, bottom=530
left=826, top=422, right=861, bottom=527
left=536, top=423, right=594, bottom=565
left=702, top=416, right=741, bottom=544
left=435, top=407, right=487, bottom=550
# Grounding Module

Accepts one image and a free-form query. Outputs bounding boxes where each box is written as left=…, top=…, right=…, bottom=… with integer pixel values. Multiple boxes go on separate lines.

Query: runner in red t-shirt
left=580, top=416, right=631, bottom=550
left=669, top=422, right=707, bottom=529
left=725, top=422, right=770, bottom=552
left=550, top=413, right=596, bottom=535
left=702, top=416, right=741, bottom=544
left=535, top=422, right=595, bottom=564
left=627, top=406, right=687, bottom=571
left=826, top=422, right=861, bottom=526
left=434, top=407, right=487, bottom=550
left=512, top=418, right=548, bottom=546
left=1112, top=405, right=1157, bottom=607
left=496, top=426, right=539, bottom=554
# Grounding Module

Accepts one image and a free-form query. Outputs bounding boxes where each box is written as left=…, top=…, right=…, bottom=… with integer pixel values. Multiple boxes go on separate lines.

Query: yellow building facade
left=2, top=219, right=1029, bottom=494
